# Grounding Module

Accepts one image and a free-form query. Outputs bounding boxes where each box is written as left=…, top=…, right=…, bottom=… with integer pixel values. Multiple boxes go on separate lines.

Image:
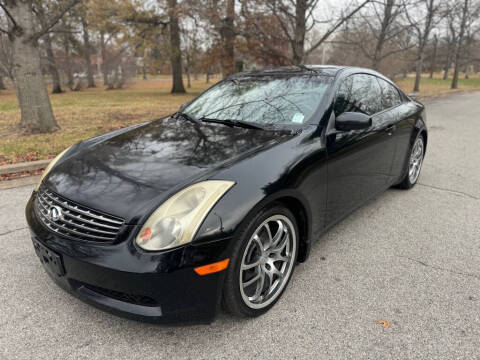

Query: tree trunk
left=81, top=19, right=95, bottom=88
left=413, top=0, right=435, bottom=92
left=187, top=68, right=191, bottom=88
left=451, top=0, right=468, bottom=89
left=168, top=0, right=186, bottom=93
left=442, top=49, right=450, bottom=80
left=143, top=63, right=147, bottom=80
left=429, top=34, right=438, bottom=79
left=44, top=33, right=63, bottom=94
left=464, top=65, right=470, bottom=79
left=142, top=49, right=148, bottom=80
left=0, top=76, right=5, bottom=90
left=100, top=32, right=108, bottom=85
left=37, top=4, right=62, bottom=94
left=63, top=34, right=74, bottom=90
left=107, top=66, right=118, bottom=90
left=413, top=54, right=423, bottom=92
left=462, top=34, right=472, bottom=80
left=292, top=0, right=307, bottom=65
left=221, top=0, right=236, bottom=76
left=443, top=26, right=455, bottom=80
left=9, top=1, right=59, bottom=133
left=372, top=0, right=395, bottom=70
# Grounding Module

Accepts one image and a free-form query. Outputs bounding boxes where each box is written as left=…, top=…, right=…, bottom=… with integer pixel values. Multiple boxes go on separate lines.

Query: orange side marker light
left=194, top=259, right=230, bottom=276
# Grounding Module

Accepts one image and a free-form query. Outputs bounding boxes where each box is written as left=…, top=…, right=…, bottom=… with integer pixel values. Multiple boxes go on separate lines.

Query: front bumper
left=26, top=194, right=232, bottom=324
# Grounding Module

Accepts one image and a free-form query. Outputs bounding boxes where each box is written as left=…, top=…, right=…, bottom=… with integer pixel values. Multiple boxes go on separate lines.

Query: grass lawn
left=0, top=78, right=212, bottom=164
left=395, top=73, right=480, bottom=97
left=0, top=72, right=479, bottom=165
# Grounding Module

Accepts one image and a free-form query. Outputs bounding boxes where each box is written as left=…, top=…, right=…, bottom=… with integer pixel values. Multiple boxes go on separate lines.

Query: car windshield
left=183, top=75, right=333, bottom=126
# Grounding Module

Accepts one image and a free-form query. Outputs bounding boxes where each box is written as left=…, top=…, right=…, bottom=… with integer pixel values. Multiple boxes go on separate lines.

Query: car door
left=376, top=77, right=414, bottom=180
left=325, top=73, right=397, bottom=226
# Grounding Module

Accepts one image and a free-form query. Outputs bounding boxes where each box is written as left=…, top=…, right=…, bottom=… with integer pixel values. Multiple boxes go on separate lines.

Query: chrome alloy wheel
left=408, top=137, right=424, bottom=184
left=239, top=215, right=297, bottom=309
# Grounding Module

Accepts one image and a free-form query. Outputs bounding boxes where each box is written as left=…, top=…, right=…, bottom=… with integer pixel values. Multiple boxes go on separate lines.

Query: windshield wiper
left=174, top=111, right=201, bottom=125
left=199, top=117, right=265, bottom=130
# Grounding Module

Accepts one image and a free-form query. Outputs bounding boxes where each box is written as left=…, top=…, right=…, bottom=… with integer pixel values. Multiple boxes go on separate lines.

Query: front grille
left=34, top=186, right=124, bottom=243
left=83, top=283, right=158, bottom=307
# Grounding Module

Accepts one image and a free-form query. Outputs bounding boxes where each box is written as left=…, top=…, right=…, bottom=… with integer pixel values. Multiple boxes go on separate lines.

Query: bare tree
left=441, top=12, right=457, bottom=80
left=60, top=18, right=75, bottom=90
left=357, top=0, right=414, bottom=70
left=429, top=32, right=438, bottom=78
left=80, top=16, right=95, bottom=87
left=372, top=0, right=396, bottom=69
left=126, top=0, right=186, bottom=93
left=0, top=0, right=82, bottom=133
left=328, top=0, right=414, bottom=73
left=183, top=30, right=200, bottom=88
left=451, top=0, right=469, bottom=89
left=168, top=0, right=185, bottom=93
left=405, top=0, right=443, bottom=92
left=37, top=3, right=63, bottom=93
left=239, top=0, right=370, bottom=65
left=221, top=0, right=236, bottom=76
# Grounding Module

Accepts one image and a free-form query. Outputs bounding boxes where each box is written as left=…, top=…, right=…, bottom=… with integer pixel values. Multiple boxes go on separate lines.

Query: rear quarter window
left=376, top=77, right=403, bottom=109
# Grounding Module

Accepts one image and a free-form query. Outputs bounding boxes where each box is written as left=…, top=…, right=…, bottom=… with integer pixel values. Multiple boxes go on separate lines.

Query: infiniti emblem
left=47, top=206, right=63, bottom=222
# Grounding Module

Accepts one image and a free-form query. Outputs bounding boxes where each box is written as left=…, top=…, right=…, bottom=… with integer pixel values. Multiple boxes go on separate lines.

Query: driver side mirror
left=335, top=112, right=372, bottom=131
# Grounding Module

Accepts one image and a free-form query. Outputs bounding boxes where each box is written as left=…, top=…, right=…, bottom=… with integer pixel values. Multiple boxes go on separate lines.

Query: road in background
left=1, top=92, right=479, bottom=360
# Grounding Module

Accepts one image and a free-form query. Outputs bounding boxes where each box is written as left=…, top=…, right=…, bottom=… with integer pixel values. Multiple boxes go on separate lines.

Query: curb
left=0, top=175, right=40, bottom=190
left=0, top=159, right=51, bottom=176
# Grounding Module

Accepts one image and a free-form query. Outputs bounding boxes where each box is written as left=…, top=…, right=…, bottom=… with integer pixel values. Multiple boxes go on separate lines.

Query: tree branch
left=31, top=0, right=83, bottom=42
left=306, top=0, right=371, bottom=56
left=0, top=2, right=19, bottom=30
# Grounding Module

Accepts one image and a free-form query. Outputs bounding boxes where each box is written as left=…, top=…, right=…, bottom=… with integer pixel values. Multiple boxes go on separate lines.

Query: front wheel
left=396, top=135, right=425, bottom=189
left=222, top=205, right=298, bottom=317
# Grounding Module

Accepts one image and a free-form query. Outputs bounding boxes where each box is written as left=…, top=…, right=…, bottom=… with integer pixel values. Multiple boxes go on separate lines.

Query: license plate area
left=33, top=239, right=65, bottom=277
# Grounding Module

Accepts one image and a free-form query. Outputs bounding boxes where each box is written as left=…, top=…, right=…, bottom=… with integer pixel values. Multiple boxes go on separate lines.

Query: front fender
left=193, top=186, right=314, bottom=263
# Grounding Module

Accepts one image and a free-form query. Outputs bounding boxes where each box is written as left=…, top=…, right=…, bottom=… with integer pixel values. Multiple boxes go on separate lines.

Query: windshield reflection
left=185, top=75, right=333, bottom=125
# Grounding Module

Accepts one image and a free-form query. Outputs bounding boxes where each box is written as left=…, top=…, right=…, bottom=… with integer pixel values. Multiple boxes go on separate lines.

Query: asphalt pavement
left=0, top=92, right=479, bottom=359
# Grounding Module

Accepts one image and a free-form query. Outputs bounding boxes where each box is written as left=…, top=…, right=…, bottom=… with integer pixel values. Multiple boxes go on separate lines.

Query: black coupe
left=26, top=66, right=427, bottom=323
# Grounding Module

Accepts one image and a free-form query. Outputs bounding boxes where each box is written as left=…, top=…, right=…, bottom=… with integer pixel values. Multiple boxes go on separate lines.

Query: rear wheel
left=222, top=205, right=298, bottom=317
left=396, top=135, right=425, bottom=189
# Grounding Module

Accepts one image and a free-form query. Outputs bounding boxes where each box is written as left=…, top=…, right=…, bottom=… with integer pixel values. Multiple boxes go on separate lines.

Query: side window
left=333, top=76, right=353, bottom=116
left=334, top=74, right=383, bottom=116
left=376, top=77, right=402, bottom=109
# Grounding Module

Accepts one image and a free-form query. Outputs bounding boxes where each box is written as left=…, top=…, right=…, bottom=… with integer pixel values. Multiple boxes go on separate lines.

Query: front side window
left=334, top=74, right=383, bottom=116
left=376, top=77, right=402, bottom=109
left=184, top=75, right=333, bottom=126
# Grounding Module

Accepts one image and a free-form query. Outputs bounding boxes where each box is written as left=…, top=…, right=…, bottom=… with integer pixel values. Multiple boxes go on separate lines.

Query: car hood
left=44, top=117, right=296, bottom=223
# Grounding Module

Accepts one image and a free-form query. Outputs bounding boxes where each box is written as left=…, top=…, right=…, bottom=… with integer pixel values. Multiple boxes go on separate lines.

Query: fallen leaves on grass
left=0, top=168, right=44, bottom=181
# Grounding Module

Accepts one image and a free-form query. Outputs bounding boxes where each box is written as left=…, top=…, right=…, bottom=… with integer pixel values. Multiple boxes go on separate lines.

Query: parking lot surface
left=1, top=92, right=479, bottom=359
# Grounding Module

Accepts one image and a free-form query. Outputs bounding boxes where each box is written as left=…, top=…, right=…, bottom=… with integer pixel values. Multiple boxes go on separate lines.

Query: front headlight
left=136, top=180, right=235, bottom=251
left=35, top=146, right=72, bottom=191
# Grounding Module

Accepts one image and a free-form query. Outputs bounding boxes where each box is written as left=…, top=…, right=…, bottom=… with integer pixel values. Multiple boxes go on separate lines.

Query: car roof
left=229, top=65, right=389, bottom=79
left=230, top=65, right=345, bottom=78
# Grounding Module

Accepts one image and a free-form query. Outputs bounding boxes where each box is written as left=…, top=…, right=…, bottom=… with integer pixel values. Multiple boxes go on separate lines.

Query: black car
left=26, top=66, right=427, bottom=324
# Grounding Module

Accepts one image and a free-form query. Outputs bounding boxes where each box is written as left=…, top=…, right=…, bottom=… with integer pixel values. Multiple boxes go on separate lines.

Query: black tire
left=222, top=204, right=299, bottom=318
left=395, top=134, right=425, bottom=190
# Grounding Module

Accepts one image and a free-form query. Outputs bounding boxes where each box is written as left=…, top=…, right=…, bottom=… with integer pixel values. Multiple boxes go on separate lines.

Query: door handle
left=385, top=125, right=396, bottom=135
